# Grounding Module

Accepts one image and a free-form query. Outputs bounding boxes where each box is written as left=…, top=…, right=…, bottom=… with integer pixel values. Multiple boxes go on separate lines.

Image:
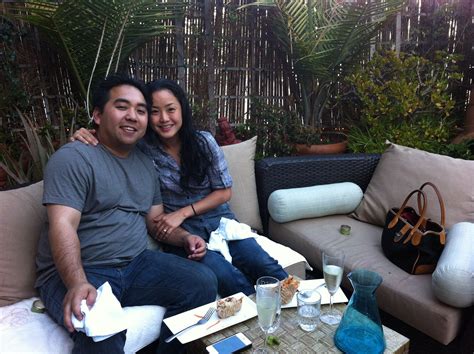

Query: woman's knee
left=229, top=239, right=269, bottom=266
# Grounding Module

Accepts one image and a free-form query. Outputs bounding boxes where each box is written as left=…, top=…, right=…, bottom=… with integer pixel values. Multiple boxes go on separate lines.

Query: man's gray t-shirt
left=35, top=142, right=162, bottom=287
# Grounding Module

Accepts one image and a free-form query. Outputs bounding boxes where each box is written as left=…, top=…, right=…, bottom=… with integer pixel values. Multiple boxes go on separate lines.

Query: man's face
left=93, top=84, right=148, bottom=157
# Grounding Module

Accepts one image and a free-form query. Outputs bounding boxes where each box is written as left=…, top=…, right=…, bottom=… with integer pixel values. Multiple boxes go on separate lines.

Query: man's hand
left=184, top=235, right=207, bottom=261
left=62, top=282, right=97, bottom=333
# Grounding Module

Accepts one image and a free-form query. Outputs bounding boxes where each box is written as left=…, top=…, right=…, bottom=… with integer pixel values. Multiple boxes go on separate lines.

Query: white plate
left=163, top=292, right=257, bottom=344
left=282, top=279, right=348, bottom=308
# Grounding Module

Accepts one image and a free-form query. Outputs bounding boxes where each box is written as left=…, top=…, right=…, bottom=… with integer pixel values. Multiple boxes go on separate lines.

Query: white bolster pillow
left=268, top=182, right=363, bottom=223
left=432, top=222, right=474, bottom=308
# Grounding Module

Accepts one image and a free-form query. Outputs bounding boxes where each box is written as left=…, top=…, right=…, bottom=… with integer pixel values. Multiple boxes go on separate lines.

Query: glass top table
left=190, top=301, right=409, bottom=353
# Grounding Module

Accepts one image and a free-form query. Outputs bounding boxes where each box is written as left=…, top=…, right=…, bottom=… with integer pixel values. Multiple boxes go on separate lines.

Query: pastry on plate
left=280, top=275, right=300, bottom=304
left=216, top=296, right=243, bottom=319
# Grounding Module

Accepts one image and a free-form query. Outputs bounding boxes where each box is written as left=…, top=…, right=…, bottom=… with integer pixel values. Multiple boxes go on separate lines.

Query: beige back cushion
left=221, top=136, right=263, bottom=232
left=352, top=142, right=474, bottom=228
left=0, top=182, right=46, bottom=306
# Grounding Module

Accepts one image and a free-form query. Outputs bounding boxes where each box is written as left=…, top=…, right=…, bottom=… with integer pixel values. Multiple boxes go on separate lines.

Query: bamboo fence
left=0, top=0, right=473, bottom=135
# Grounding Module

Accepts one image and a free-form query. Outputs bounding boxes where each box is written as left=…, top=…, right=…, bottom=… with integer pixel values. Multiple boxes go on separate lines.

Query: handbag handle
left=418, top=182, right=446, bottom=227
left=416, top=181, right=446, bottom=245
left=388, top=188, right=428, bottom=241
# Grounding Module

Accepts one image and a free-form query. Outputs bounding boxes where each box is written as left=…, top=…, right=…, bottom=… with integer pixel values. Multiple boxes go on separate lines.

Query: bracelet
left=190, top=203, right=197, bottom=216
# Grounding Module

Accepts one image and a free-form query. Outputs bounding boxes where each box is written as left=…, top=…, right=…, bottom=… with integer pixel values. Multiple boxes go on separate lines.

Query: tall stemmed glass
left=255, top=276, right=280, bottom=353
left=320, top=251, right=345, bottom=325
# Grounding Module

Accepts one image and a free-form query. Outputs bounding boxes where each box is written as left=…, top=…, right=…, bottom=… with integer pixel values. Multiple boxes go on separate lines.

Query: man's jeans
left=39, top=250, right=217, bottom=354
left=166, top=238, right=288, bottom=297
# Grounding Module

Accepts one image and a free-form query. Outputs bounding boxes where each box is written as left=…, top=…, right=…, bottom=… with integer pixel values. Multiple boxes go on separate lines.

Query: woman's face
left=150, top=89, right=183, bottom=141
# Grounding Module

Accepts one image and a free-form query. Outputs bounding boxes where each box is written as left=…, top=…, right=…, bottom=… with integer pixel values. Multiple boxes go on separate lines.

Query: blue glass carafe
left=334, top=269, right=385, bottom=354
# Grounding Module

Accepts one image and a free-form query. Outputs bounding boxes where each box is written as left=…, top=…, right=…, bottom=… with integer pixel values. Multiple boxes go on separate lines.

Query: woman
left=73, top=79, right=287, bottom=297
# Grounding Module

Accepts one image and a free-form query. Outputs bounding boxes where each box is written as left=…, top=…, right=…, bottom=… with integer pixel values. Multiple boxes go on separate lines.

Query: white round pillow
left=268, top=182, right=363, bottom=223
left=432, top=222, right=474, bottom=308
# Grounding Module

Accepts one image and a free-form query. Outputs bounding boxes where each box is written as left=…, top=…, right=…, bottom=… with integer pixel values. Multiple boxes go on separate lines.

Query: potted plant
left=236, top=101, right=348, bottom=157
left=290, top=124, right=348, bottom=155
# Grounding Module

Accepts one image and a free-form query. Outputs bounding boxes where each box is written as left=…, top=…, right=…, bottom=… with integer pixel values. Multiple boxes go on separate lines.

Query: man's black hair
left=91, top=74, right=151, bottom=113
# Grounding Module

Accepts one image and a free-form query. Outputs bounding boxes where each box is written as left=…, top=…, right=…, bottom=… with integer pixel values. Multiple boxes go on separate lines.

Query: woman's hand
left=69, top=128, right=98, bottom=145
left=153, top=209, right=188, bottom=239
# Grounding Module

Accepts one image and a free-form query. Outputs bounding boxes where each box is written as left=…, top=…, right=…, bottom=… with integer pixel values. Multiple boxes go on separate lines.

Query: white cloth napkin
left=71, top=282, right=127, bottom=342
left=207, top=217, right=257, bottom=263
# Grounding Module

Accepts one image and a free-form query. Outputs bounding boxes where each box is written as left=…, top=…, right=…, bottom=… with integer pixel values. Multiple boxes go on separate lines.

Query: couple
left=37, top=74, right=287, bottom=353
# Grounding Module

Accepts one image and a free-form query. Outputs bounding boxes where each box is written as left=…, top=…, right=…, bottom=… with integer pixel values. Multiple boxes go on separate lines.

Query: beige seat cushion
left=352, top=142, right=474, bottom=228
left=221, top=136, right=263, bottom=232
left=269, top=215, right=465, bottom=345
left=0, top=297, right=165, bottom=353
left=0, top=182, right=46, bottom=306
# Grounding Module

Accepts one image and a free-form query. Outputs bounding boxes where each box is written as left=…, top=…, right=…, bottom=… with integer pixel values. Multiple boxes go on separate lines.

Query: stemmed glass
left=320, top=251, right=345, bottom=325
left=255, top=276, right=281, bottom=353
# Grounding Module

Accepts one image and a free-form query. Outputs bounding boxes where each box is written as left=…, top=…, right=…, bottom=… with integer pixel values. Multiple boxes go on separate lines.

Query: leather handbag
left=381, top=182, right=446, bottom=275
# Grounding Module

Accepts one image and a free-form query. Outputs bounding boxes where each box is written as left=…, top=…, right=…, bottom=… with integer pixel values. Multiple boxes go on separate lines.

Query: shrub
left=345, top=50, right=469, bottom=158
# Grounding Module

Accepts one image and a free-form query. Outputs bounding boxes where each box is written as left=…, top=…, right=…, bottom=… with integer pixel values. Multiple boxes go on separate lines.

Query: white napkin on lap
left=207, top=217, right=257, bottom=263
left=71, top=282, right=127, bottom=342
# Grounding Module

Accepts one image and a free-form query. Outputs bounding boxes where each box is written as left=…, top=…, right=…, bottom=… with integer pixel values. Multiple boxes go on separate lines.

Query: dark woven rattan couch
left=255, top=153, right=469, bottom=346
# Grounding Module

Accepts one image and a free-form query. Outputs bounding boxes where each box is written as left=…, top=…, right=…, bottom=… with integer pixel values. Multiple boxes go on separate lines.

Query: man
left=35, top=74, right=217, bottom=353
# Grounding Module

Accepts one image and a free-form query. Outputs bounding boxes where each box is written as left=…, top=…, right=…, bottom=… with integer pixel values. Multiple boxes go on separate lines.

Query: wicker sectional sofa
left=0, top=137, right=470, bottom=351
left=255, top=150, right=473, bottom=346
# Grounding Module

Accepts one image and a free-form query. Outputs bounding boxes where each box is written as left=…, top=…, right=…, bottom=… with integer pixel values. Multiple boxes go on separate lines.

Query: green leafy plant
left=0, top=108, right=56, bottom=185
left=241, top=0, right=405, bottom=129
left=0, top=101, right=86, bottom=187
left=235, top=101, right=295, bottom=158
left=289, top=124, right=347, bottom=146
left=437, top=139, right=474, bottom=160
left=4, top=1, right=185, bottom=104
left=345, top=50, right=465, bottom=157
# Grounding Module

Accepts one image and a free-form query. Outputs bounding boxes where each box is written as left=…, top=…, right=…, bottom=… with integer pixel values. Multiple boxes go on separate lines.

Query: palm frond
left=4, top=0, right=186, bottom=101
left=242, top=0, right=406, bottom=125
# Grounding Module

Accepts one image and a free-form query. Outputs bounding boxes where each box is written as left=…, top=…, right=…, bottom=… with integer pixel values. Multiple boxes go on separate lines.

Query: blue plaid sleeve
left=199, top=131, right=233, bottom=189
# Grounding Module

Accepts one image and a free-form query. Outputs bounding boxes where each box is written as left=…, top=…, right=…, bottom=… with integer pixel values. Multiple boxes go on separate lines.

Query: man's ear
left=92, top=108, right=101, bottom=126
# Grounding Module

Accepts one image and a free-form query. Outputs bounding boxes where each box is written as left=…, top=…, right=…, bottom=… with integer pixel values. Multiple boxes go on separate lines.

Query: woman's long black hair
left=145, top=79, right=212, bottom=189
